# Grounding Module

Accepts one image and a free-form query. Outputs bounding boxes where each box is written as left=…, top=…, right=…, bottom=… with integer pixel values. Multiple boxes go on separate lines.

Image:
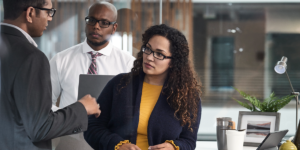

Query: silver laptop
left=256, top=129, right=288, bottom=150
left=77, top=74, right=114, bottom=100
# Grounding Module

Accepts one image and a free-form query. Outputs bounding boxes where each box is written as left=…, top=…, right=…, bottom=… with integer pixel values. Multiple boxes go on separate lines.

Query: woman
left=84, top=24, right=202, bottom=150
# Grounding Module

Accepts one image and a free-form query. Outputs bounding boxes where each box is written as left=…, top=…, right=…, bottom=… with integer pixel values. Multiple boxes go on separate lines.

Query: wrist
left=165, top=140, right=179, bottom=150
left=115, top=140, right=130, bottom=150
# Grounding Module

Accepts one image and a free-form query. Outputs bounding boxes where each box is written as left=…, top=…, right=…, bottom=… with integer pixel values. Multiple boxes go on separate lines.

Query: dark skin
left=3, top=0, right=101, bottom=118
left=3, top=0, right=53, bottom=37
left=85, top=4, right=118, bottom=51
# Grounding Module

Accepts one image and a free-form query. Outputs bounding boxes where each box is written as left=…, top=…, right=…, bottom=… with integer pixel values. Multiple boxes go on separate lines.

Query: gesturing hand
left=119, top=143, right=141, bottom=150
left=148, top=143, right=175, bottom=150
left=78, top=94, right=101, bottom=118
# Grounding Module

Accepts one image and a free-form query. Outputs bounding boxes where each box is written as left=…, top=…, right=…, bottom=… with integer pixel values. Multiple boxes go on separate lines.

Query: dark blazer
left=84, top=72, right=202, bottom=150
left=0, top=25, right=88, bottom=150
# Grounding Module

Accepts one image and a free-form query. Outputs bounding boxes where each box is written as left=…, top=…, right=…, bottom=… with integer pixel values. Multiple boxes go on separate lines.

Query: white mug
left=226, top=129, right=246, bottom=150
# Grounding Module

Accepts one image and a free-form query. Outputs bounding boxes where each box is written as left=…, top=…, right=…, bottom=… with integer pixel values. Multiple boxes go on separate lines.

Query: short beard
left=87, top=38, right=109, bottom=47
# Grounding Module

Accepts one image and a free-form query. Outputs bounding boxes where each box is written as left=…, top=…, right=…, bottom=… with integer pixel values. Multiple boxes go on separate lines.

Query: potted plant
left=233, top=87, right=295, bottom=146
left=233, top=87, right=294, bottom=112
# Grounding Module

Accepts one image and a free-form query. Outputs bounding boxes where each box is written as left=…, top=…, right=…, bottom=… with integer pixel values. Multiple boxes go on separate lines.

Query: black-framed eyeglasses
left=142, top=45, right=172, bottom=60
left=24, top=7, right=56, bottom=17
left=85, top=17, right=116, bottom=28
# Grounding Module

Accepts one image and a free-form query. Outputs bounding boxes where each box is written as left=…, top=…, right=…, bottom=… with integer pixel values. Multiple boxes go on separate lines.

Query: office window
left=193, top=2, right=300, bottom=140
left=211, top=37, right=234, bottom=91
left=267, top=34, right=300, bottom=95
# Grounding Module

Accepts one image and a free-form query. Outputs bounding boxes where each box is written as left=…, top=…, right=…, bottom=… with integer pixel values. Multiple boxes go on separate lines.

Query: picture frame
left=237, top=111, right=281, bottom=146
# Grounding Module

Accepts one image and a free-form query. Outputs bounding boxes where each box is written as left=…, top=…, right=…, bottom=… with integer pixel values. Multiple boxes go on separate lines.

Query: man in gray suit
left=0, top=0, right=101, bottom=149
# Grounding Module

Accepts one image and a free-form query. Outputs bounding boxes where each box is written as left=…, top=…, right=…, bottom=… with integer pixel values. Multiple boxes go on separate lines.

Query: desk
left=196, top=141, right=257, bottom=150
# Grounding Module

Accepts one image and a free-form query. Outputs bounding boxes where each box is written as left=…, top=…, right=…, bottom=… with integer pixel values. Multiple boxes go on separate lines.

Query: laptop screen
left=77, top=74, right=114, bottom=100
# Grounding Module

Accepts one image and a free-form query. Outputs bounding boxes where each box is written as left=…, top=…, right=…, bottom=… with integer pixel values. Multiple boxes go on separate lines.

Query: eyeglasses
left=33, top=7, right=56, bottom=17
left=24, top=7, right=56, bottom=17
left=85, top=17, right=116, bottom=28
left=142, top=45, right=172, bottom=60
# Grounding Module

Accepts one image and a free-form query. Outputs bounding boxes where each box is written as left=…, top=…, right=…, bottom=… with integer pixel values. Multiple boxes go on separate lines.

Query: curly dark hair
left=121, top=24, right=202, bottom=131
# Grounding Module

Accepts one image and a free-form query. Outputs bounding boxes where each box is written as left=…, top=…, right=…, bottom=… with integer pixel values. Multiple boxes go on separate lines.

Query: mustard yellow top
left=136, top=82, right=163, bottom=150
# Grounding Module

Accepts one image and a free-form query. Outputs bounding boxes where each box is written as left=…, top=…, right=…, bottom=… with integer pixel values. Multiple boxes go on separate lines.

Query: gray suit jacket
left=0, top=25, right=88, bottom=150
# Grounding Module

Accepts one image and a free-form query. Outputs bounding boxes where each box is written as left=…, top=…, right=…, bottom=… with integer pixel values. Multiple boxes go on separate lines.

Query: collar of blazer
left=0, top=24, right=38, bottom=47
left=0, top=25, right=27, bottom=39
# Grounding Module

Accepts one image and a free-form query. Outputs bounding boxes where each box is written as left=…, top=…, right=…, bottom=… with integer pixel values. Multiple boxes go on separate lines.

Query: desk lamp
left=274, top=56, right=299, bottom=130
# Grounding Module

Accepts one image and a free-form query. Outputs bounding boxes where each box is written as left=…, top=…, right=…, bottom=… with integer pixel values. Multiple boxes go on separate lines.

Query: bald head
left=85, top=1, right=118, bottom=51
left=89, top=2, right=117, bottom=21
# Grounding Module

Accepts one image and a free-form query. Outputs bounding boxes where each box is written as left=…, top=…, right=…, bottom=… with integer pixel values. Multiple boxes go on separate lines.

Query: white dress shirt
left=0, top=23, right=38, bottom=47
left=50, top=39, right=135, bottom=108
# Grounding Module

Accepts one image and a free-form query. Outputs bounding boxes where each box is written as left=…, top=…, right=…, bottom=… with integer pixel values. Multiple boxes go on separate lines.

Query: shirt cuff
left=115, top=140, right=130, bottom=150
left=51, top=104, right=60, bottom=112
left=165, top=140, right=180, bottom=150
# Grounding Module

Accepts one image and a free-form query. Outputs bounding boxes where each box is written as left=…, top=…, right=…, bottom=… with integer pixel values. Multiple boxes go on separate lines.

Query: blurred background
left=1, top=0, right=300, bottom=141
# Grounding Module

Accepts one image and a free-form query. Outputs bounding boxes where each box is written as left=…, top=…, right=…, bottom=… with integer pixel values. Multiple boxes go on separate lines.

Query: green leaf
left=233, top=87, right=248, bottom=98
left=271, top=95, right=294, bottom=112
left=232, top=87, right=294, bottom=112
left=243, top=95, right=261, bottom=111
left=233, top=98, right=253, bottom=111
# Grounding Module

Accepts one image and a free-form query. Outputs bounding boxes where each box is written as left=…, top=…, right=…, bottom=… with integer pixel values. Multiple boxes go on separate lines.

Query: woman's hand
left=148, top=143, right=175, bottom=150
left=119, top=143, right=141, bottom=150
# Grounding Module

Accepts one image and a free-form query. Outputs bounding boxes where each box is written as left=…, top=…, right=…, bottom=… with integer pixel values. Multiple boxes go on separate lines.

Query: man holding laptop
left=50, top=2, right=134, bottom=110
left=49, top=2, right=135, bottom=149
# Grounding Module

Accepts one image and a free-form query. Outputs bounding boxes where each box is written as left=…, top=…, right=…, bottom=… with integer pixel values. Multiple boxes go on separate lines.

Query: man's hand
left=119, top=143, right=141, bottom=150
left=78, top=94, right=101, bottom=118
left=148, top=143, right=175, bottom=150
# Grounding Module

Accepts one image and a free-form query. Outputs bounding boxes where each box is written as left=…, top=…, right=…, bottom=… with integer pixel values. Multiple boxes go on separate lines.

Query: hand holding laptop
left=79, top=94, right=101, bottom=118
left=77, top=75, right=114, bottom=118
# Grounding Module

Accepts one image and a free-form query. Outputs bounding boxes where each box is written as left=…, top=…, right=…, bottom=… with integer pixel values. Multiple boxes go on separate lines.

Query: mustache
left=89, top=32, right=102, bottom=37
